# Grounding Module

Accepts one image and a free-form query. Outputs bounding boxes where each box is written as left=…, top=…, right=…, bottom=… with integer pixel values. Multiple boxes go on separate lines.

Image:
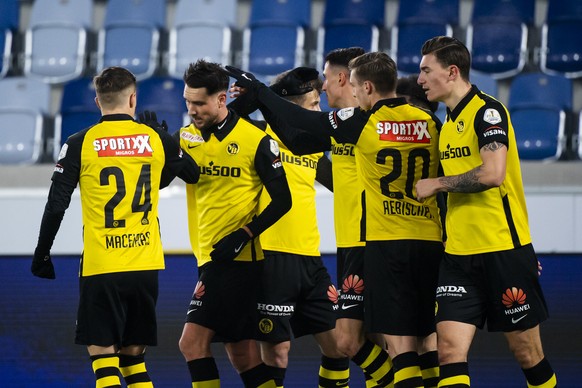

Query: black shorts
left=75, top=270, right=158, bottom=348
left=436, top=244, right=549, bottom=332
left=186, top=260, right=263, bottom=343
left=336, top=246, right=366, bottom=320
left=364, top=240, right=443, bottom=337
left=256, top=252, right=338, bottom=342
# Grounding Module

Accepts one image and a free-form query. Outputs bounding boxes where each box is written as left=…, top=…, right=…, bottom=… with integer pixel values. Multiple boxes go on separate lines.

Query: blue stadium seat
left=393, top=0, right=458, bottom=74
left=317, top=0, right=385, bottom=68
left=396, top=0, right=459, bottom=25
left=392, top=22, right=453, bottom=75
left=471, top=70, right=498, bottom=97
left=0, top=0, right=19, bottom=79
left=53, top=77, right=101, bottom=160
left=0, top=77, right=51, bottom=164
left=467, top=0, right=534, bottom=79
left=242, top=0, right=311, bottom=77
left=508, top=72, right=572, bottom=160
left=137, top=77, right=188, bottom=134
left=23, top=0, right=92, bottom=84
left=541, top=0, right=582, bottom=79
left=167, top=0, right=237, bottom=78
left=97, top=0, right=165, bottom=81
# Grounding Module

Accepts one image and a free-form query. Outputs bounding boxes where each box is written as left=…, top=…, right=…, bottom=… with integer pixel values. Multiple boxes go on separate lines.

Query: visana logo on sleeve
left=93, top=134, right=153, bottom=157
left=376, top=120, right=431, bottom=143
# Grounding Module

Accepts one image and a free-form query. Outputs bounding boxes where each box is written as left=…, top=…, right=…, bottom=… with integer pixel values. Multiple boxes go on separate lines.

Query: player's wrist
left=241, top=225, right=253, bottom=238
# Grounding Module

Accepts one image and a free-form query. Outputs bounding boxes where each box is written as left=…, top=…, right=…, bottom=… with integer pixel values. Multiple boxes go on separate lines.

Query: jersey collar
left=371, top=97, right=407, bottom=113
left=99, top=113, right=135, bottom=122
left=200, top=109, right=238, bottom=142
left=447, top=85, right=480, bottom=122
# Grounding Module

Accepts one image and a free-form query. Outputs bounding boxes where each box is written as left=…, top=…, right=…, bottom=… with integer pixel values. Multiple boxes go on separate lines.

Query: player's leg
left=226, top=340, right=276, bottom=388
left=259, top=340, right=291, bottom=387
left=436, top=321, right=475, bottom=388
left=418, top=333, right=439, bottom=388
left=504, top=326, right=556, bottom=388
left=118, top=346, right=152, bottom=388
left=314, top=329, right=350, bottom=388
left=179, top=322, right=218, bottom=387
left=487, top=245, right=556, bottom=388
left=118, top=271, right=158, bottom=387
left=336, top=247, right=394, bottom=387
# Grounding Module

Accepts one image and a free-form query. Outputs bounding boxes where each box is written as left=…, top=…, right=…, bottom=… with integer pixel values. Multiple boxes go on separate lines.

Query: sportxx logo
left=93, top=134, right=153, bottom=157
left=342, top=274, right=364, bottom=294
left=193, top=281, right=205, bottom=299
left=502, top=287, right=526, bottom=308
left=376, top=120, right=431, bottom=143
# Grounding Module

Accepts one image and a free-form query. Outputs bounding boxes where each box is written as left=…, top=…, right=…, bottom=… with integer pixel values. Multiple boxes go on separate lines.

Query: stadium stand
left=0, top=77, right=51, bottom=164
left=508, top=72, right=573, bottom=160
left=0, top=0, right=19, bottom=79
left=96, top=0, right=165, bottom=81
left=540, top=0, right=582, bottom=79
left=242, top=0, right=311, bottom=77
left=167, top=0, right=237, bottom=78
left=392, top=0, right=458, bottom=74
left=23, top=0, right=92, bottom=84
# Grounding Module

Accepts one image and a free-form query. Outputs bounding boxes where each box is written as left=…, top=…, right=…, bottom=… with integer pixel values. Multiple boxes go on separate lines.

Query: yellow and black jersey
left=328, top=98, right=443, bottom=242
left=49, top=114, right=194, bottom=276
left=330, top=139, right=366, bottom=248
left=440, top=86, right=531, bottom=254
left=179, top=111, right=286, bottom=266
left=259, top=126, right=322, bottom=256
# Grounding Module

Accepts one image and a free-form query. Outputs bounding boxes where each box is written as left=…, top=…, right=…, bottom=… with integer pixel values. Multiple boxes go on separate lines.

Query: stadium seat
left=508, top=72, right=572, bottom=160
left=392, top=22, right=453, bottom=75
left=467, top=0, right=534, bottom=79
left=0, top=77, right=51, bottom=164
left=137, top=77, right=188, bottom=133
left=242, top=0, right=311, bottom=77
left=53, top=77, right=101, bottom=160
left=317, top=0, right=385, bottom=69
left=167, top=0, right=237, bottom=78
left=0, top=0, right=19, bottom=79
left=392, top=0, right=458, bottom=74
left=470, top=70, right=498, bottom=98
left=23, top=0, right=92, bottom=84
left=541, top=0, right=582, bottom=78
left=96, top=0, right=165, bottom=81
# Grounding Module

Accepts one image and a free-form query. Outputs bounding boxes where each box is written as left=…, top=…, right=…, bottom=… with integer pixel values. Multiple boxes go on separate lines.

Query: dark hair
left=183, top=59, right=229, bottom=95
left=94, top=66, right=136, bottom=95
left=397, top=74, right=439, bottom=113
left=270, top=67, right=323, bottom=104
left=93, top=66, right=136, bottom=106
left=421, top=36, right=471, bottom=81
left=348, top=52, right=397, bottom=94
left=325, top=47, right=366, bottom=68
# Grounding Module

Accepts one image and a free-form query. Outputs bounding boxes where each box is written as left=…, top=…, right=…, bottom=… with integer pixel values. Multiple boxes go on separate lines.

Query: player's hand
left=537, top=260, right=542, bottom=276
left=210, top=228, right=251, bottom=263
left=270, top=67, right=318, bottom=96
left=31, top=248, right=56, bottom=279
left=224, top=66, right=265, bottom=92
left=138, top=110, right=168, bottom=132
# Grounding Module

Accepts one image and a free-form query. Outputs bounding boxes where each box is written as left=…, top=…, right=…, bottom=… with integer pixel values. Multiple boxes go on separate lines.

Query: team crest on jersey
left=376, top=120, right=431, bottom=143
left=57, top=143, right=68, bottom=161
left=226, top=142, right=239, bottom=155
left=337, top=107, right=355, bottom=121
left=93, top=134, right=153, bottom=157
left=483, top=108, right=502, bottom=124
left=456, top=120, right=465, bottom=134
left=269, top=139, right=280, bottom=156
